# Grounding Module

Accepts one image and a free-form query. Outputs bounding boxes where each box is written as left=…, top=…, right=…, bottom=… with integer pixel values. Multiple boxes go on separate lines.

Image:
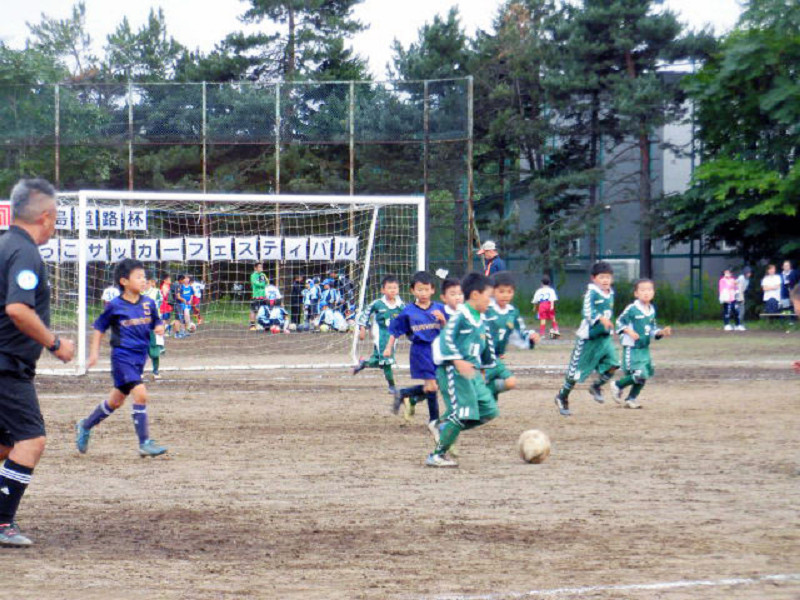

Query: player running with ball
left=75, top=259, right=168, bottom=457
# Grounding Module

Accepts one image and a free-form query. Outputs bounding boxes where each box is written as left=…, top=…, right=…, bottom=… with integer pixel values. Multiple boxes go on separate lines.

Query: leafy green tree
left=27, top=1, right=97, bottom=78
left=665, top=0, right=800, bottom=262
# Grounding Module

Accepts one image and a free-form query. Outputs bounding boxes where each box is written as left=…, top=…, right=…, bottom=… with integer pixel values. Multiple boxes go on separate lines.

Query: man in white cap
left=477, top=240, right=507, bottom=276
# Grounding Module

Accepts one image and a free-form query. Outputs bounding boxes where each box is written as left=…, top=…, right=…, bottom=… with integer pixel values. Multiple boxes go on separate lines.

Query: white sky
left=0, top=0, right=742, bottom=78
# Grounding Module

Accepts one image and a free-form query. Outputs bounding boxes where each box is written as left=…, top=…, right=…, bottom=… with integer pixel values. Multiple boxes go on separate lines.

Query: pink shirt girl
left=718, top=274, right=737, bottom=304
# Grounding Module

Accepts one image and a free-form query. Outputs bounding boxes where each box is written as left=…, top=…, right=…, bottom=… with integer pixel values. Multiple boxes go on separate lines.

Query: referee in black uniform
left=0, top=178, right=74, bottom=546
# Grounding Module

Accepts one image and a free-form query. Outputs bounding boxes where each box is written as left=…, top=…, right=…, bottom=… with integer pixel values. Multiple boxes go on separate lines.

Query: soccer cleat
left=425, top=453, right=458, bottom=468
left=736, top=325, right=746, bottom=331
left=403, top=397, right=416, bottom=422
left=610, top=381, right=624, bottom=404
left=75, top=419, right=92, bottom=454
left=588, top=384, right=604, bottom=404
left=0, top=522, right=32, bottom=547
left=391, top=389, right=404, bottom=415
left=551, top=329, right=561, bottom=338
left=427, top=420, right=440, bottom=443
left=152, top=372, right=161, bottom=380
left=724, top=324, right=734, bottom=331
left=139, top=439, right=168, bottom=457
left=248, top=325, right=257, bottom=331
left=351, top=359, right=367, bottom=376
left=624, top=399, right=642, bottom=409
left=387, top=385, right=397, bottom=396
left=554, top=394, right=572, bottom=417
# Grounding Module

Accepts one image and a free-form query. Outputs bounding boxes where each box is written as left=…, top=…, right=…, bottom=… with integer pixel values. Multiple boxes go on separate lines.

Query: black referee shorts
left=0, top=372, right=46, bottom=443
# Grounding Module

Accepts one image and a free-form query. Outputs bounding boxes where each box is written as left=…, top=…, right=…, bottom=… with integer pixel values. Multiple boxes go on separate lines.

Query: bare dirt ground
left=4, top=329, right=799, bottom=600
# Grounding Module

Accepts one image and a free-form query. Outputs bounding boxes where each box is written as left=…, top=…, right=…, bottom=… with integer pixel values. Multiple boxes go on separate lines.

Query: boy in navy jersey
left=75, top=259, right=167, bottom=457
left=385, top=271, right=446, bottom=440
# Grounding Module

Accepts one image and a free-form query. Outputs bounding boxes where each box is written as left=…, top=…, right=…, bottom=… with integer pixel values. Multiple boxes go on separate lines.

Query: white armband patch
left=16, top=270, right=38, bottom=291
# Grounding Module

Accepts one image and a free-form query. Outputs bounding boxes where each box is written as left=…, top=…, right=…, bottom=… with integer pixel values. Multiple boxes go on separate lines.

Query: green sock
left=383, top=366, right=395, bottom=387
left=152, top=356, right=159, bottom=373
left=629, top=382, right=645, bottom=399
left=558, top=380, right=575, bottom=400
left=364, top=355, right=380, bottom=368
left=617, top=374, right=635, bottom=389
left=594, top=371, right=613, bottom=388
left=435, top=420, right=461, bottom=455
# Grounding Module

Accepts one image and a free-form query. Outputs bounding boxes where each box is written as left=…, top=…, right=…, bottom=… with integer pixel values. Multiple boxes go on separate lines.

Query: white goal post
left=40, top=190, right=425, bottom=375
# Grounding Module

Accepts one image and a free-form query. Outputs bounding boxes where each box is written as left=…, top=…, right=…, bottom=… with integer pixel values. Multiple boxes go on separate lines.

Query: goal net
left=38, top=191, right=424, bottom=374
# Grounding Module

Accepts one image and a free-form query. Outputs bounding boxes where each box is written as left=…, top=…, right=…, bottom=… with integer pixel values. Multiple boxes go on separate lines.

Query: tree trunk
left=287, top=7, right=296, bottom=78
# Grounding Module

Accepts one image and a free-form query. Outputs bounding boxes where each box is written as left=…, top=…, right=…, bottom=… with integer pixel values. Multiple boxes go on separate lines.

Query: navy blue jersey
left=389, top=301, right=446, bottom=345
left=93, top=295, right=161, bottom=358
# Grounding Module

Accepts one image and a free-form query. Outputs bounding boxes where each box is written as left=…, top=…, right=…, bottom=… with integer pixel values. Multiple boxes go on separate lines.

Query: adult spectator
left=0, top=178, right=75, bottom=546
left=734, top=266, right=752, bottom=331
left=477, top=240, right=507, bottom=276
left=761, top=264, right=782, bottom=313
left=779, top=260, right=798, bottom=309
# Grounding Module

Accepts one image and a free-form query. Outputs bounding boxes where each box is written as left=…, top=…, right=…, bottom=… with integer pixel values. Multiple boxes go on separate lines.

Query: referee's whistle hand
left=54, top=338, right=75, bottom=363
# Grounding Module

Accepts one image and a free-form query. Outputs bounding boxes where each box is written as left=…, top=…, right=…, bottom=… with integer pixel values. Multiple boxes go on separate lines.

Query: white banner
left=284, top=237, right=308, bottom=261
left=110, top=239, right=132, bottom=261
left=134, top=239, right=159, bottom=262
left=160, top=238, right=184, bottom=262
left=83, top=208, right=98, bottom=231
left=235, top=236, right=258, bottom=261
left=334, top=236, right=359, bottom=262
left=98, top=207, right=123, bottom=231
left=123, top=207, right=148, bottom=231
left=309, top=237, right=333, bottom=261
left=87, top=239, right=109, bottom=262
left=60, top=239, right=78, bottom=262
left=185, top=237, right=209, bottom=261
left=55, top=206, right=72, bottom=230
left=259, top=236, right=282, bottom=260
left=209, top=237, right=233, bottom=261
left=38, top=239, right=59, bottom=262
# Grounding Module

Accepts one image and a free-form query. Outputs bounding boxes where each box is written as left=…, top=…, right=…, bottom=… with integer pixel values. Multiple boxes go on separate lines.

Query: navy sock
left=400, top=385, right=424, bottom=404
left=132, top=404, right=150, bottom=444
left=84, top=399, right=115, bottom=429
left=425, top=392, right=439, bottom=421
left=0, top=460, right=33, bottom=524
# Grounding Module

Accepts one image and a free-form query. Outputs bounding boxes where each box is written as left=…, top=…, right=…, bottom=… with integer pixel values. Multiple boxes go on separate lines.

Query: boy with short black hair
left=554, top=261, right=620, bottom=416
left=173, top=274, right=193, bottom=339
left=440, top=277, right=463, bottom=319
left=386, top=271, right=445, bottom=440
left=75, top=259, right=168, bottom=457
left=611, top=279, right=672, bottom=409
left=352, top=275, right=404, bottom=394
left=485, top=271, right=539, bottom=402
left=532, top=275, right=560, bottom=338
left=427, top=272, right=498, bottom=467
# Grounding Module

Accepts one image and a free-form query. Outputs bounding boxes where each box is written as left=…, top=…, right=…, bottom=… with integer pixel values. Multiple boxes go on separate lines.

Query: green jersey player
left=427, top=272, right=498, bottom=468
left=555, top=261, right=620, bottom=416
left=611, top=279, right=672, bottom=409
left=484, top=272, right=539, bottom=402
left=352, top=275, right=404, bottom=394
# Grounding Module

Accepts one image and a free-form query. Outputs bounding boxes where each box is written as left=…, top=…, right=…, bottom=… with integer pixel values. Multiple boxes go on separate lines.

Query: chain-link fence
left=0, top=77, right=474, bottom=274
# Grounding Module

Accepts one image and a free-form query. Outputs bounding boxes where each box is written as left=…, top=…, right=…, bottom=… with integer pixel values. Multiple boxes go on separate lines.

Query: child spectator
left=257, top=300, right=288, bottom=332
left=761, top=264, right=782, bottom=314
left=75, top=259, right=167, bottom=457
left=319, top=279, right=341, bottom=311
left=190, top=278, right=205, bottom=326
left=352, top=275, right=404, bottom=394
left=718, top=268, right=738, bottom=331
left=142, top=277, right=164, bottom=379
left=385, top=271, right=445, bottom=441
left=174, top=274, right=194, bottom=339
left=159, top=276, right=173, bottom=335
left=303, top=278, right=320, bottom=323
left=427, top=272, right=498, bottom=467
left=611, top=279, right=672, bottom=409
left=554, top=261, right=619, bottom=417
left=316, top=303, right=348, bottom=332
left=780, top=260, right=798, bottom=310
left=735, top=267, right=752, bottom=331
left=264, top=278, right=282, bottom=303
left=532, top=275, right=560, bottom=338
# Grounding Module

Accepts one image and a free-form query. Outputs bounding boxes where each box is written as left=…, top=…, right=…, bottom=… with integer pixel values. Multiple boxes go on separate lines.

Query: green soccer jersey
left=616, top=300, right=662, bottom=349
left=485, top=302, right=531, bottom=356
left=575, top=283, right=615, bottom=340
left=250, top=272, right=267, bottom=298
left=435, top=304, right=496, bottom=369
left=358, top=296, right=405, bottom=333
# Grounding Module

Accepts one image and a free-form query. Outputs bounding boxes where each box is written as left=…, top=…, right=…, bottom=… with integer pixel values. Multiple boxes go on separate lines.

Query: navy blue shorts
left=111, top=353, right=146, bottom=394
left=409, top=342, right=436, bottom=380
left=0, top=373, right=45, bottom=442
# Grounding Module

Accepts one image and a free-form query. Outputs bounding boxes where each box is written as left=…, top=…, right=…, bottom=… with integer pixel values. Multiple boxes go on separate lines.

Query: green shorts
left=368, top=329, right=395, bottom=366
left=437, top=363, right=498, bottom=423
left=621, top=346, right=654, bottom=380
left=484, top=358, right=513, bottom=385
left=565, top=335, right=619, bottom=383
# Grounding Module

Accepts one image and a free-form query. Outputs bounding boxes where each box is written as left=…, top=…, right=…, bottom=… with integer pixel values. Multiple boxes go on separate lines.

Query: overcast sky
left=0, top=0, right=742, bottom=78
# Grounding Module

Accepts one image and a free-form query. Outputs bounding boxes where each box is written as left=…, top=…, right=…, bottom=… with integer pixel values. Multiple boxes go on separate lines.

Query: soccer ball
left=270, top=325, right=281, bottom=334
left=319, top=324, right=330, bottom=332
left=288, top=323, right=297, bottom=331
left=187, top=322, right=197, bottom=333
left=517, top=429, right=551, bottom=464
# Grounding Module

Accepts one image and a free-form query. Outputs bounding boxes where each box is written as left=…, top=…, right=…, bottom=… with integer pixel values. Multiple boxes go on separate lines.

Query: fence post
left=466, top=75, right=475, bottom=271
left=349, top=80, right=356, bottom=282
left=423, top=80, right=430, bottom=270
left=127, top=81, right=134, bottom=191
left=202, top=81, right=208, bottom=193
left=274, top=82, right=281, bottom=285
left=54, top=84, right=60, bottom=188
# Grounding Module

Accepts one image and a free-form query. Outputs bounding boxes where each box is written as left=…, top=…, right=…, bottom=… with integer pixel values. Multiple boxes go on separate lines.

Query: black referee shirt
left=0, top=226, right=51, bottom=377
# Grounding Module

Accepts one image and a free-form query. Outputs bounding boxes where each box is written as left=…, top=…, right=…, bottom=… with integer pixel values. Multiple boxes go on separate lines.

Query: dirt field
left=4, top=329, right=799, bottom=600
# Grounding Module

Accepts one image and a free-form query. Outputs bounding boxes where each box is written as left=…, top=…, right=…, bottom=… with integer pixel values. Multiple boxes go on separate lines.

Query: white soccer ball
left=517, top=429, right=551, bottom=464
left=289, top=323, right=297, bottom=331
left=187, top=322, right=197, bottom=333
left=319, top=324, right=330, bottom=332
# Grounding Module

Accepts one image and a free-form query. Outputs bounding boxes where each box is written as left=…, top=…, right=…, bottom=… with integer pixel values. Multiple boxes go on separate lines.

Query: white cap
left=477, top=240, right=497, bottom=255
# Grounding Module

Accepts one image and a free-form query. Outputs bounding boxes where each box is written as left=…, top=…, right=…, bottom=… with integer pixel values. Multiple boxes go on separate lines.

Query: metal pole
left=274, top=82, right=281, bottom=285
left=423, top=80, right=430, bottom=264
left=54, top=84, right=60, bottom=188
left=349, top=81, right=356, bottom=282
left=202, top=81, right=207, bottom=193
left=77, top=191, right=88, bottom=374
left=466, top=75, right=475, bottom=271
left=127, top=81, right=134, bottom=191
left=351, top=206, right=380, bottom=364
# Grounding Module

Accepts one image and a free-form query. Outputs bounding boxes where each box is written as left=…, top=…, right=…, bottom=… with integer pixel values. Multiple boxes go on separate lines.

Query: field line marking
left=427, top=573, right=800, bottom=600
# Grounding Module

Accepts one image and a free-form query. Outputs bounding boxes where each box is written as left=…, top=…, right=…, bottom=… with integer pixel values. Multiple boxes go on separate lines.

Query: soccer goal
left=39, top=190, right=424, bottom=375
